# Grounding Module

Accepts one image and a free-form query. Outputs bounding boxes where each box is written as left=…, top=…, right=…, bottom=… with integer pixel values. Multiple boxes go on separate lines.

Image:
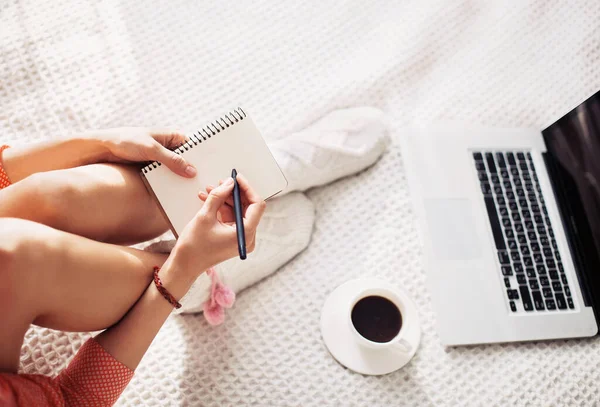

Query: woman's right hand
left=170, top=174, right=266, bottom=278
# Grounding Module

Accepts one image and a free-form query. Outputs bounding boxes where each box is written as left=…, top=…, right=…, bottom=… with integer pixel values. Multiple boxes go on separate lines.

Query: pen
left=231, top=169, right=247, bottom=260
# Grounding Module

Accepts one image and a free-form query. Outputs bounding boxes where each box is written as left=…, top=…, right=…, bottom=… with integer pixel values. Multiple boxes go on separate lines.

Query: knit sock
left=270, top=106, right=389, bottom=196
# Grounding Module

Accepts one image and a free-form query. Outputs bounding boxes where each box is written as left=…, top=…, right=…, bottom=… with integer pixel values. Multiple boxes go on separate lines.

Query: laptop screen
left=542, top=90, right=600, bottom=305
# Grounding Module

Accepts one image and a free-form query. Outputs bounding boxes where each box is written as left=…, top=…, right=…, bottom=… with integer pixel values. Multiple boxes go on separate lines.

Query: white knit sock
left=270, top=106, right=389, bottom=195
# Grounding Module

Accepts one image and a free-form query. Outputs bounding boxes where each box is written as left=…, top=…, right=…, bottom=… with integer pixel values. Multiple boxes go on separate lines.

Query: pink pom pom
left=203, top=300, right=225, bottom=326
left=214, top=283, right=236, bottom=308
left=202, top=267, right=236, bottom=325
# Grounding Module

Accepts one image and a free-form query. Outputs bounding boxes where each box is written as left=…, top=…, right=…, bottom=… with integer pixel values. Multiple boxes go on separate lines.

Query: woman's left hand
left=92, top=127, right=197, bottom=178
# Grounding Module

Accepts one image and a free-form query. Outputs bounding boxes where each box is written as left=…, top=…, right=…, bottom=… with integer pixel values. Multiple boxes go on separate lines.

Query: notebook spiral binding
left=142, top=107, right=247, bottom=174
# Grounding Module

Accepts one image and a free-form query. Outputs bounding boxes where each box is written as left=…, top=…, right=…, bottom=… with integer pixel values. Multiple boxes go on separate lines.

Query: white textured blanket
left=2, top=1, right=600, bottom=405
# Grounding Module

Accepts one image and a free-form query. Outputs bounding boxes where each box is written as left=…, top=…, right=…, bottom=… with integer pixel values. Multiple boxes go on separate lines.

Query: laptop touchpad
left=424, top=199, right=482, bottom=260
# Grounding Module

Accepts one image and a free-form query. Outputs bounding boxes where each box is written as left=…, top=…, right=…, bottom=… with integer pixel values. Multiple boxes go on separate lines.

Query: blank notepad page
left=141, top=109, right=287, bottom=237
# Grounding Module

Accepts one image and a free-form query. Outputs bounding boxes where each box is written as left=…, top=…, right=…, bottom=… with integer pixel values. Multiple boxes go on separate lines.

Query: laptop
left=401, top=90, right=600, bottom=345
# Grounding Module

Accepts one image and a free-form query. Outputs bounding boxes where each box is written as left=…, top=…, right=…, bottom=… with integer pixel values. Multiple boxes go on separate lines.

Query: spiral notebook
left=141, top=108, right=287, bottom=237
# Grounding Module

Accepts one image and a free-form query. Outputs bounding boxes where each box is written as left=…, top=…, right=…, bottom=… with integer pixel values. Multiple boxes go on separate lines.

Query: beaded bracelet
left=153, top=266, right=182, bottom=309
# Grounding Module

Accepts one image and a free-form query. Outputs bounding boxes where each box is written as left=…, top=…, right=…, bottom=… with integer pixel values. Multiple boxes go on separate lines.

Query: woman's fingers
left=235, top=173, right=263, bottom=204
left=148, top=129, right=196, bottom=177
left=199, top=178, right=234, bottom=217
left=236, top=174, right=266, bottom=233
left=149, top=128, right=190, bottom=149
left=148, top=141, right=197, bottom=178
left=213, top=175, right=261, bottom=207
left=206, top=184, right=234, bottom=207
left=235, top=173, right=266, bottom=223
left=200, top=174, right=266, bottom=233
left=243, top=200, right=266, bottom=233
left=218, top=205, right=235, bottom=223
left=199, top=192, right=235, bottom=223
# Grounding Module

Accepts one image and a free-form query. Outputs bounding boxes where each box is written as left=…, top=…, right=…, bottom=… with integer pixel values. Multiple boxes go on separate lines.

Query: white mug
left=347, top=287, right=413, bottom=355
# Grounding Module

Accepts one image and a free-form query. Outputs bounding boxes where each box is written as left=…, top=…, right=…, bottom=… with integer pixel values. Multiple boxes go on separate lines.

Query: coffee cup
left=348, top=287, right=413, bottom=355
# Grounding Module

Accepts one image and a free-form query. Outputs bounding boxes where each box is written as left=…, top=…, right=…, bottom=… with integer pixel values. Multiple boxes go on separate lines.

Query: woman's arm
left=1, top=136, right=106, bottom=183
left=93, top=254, right=196, bottom=369
left=94, top=174, right=264, bottom=369
left=1, top=127, right=197, bottom=183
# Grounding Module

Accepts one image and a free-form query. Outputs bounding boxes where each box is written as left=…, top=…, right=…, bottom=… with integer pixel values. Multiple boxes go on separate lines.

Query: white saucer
left=320, top=278, right=421, bottom=375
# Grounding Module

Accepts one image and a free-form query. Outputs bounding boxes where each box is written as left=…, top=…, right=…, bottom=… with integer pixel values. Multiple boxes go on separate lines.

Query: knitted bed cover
left=2, top=1, right=599, bottom=405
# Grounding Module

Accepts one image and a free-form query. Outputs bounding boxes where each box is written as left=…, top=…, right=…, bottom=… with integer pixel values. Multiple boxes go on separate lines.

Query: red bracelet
left=153, top=266, right=182, bottom=309
left=0, top=145, right=11, bottom=190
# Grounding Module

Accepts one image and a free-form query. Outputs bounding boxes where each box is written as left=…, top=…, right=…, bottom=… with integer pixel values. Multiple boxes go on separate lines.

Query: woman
left=0, top=128, right=268, bottom=405
left=0, top=107, right=388, bottom=405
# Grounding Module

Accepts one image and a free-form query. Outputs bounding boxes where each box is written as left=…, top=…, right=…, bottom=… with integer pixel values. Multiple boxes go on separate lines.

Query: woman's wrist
left=75, top=131, right=114, bottom=163
left=156, top=253, right=205, bottom=301
left=169, top=241, right=213, bottom=278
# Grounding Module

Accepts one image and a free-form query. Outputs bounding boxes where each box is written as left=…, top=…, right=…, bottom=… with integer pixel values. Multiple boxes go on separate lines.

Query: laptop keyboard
left=473, top=151, right=574, bottom=313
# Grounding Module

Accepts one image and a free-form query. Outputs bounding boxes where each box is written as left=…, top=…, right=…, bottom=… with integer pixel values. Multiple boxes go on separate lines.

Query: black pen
left=231, top=169, right=247, bottom=260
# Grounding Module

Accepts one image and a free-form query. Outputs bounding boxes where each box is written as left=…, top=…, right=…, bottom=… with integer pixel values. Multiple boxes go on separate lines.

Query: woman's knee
left=22, top=164, right=165, bottom=242
left=0, top=217, right=55, bottom=270
left=0, top=218, right=56, bottom=310
left=15, top=166, right=120, bottom=240
left=15, top=170, right=83, bottom=226
left=0, top=219, right=53, bottom=367
left=0, top=220, right=19, bottom=278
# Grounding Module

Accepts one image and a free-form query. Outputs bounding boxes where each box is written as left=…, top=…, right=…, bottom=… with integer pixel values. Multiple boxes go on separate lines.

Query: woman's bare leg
left=0, top=217, right=168, bottom=372
left=0, top=163, right=170, bottom=245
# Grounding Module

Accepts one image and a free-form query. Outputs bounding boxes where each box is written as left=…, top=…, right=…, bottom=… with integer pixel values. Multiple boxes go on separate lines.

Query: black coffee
left=351, top=295, right=402, bottom=343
